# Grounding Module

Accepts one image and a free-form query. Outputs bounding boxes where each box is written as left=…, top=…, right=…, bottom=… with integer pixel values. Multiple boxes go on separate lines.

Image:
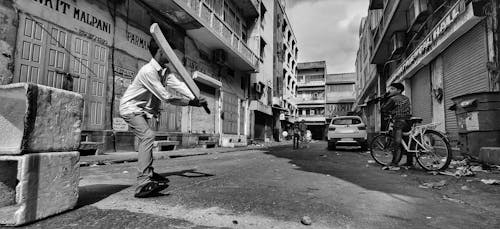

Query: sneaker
left=134, top=179, right=169, bottom=198
left=152, top=172, right=170, bottom=184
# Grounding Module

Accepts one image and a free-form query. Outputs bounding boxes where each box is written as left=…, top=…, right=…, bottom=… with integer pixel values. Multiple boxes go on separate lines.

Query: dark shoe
left=134, top=180, right=169, bottom=198
left=152, top=172, right=170, bottom=184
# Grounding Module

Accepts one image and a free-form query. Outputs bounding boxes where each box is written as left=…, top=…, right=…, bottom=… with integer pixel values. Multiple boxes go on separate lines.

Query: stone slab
left=0, top=151, right=79, bottom=226
left=0, top=83, right=83, bottom=154
left=479, top=147, right=500, bottom=165
left=153, top=140, right=179, bottom=152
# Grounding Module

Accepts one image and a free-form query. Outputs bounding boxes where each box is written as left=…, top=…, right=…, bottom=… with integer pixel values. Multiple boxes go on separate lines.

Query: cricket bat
left=150, top=23, right=211, bottom=114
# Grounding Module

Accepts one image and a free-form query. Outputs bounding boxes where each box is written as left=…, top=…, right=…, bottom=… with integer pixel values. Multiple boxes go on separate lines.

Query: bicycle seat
left=408, top=117, right=423, bottom=125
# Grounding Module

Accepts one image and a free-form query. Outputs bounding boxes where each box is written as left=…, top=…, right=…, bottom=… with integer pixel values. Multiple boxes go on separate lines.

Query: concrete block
left=0, top=83, right=83, bottom=154
left=153, top=140, right=179, bottom=152
left=479, top=147, right=500, bottom=165
left=0, top=151, right=79, bottom=226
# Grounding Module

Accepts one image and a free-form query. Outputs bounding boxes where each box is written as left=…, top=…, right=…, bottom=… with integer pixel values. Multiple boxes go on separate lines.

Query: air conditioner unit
left=391, top=32, right=405, bottom=57
left=254, top=83, right=262, bottom=93
left=412, top=0, right=430, bottom=24
left=213, top=49, right=226, bottom=65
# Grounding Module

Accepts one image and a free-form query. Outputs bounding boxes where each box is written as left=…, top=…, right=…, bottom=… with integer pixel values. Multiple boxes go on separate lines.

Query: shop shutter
left=222, top=92, right=238, bottom=134
left=191, top=83, right=217, bottom=134
left=411, top=65, right=432, bottom=124
left=443, top=22, right=488, bottom=141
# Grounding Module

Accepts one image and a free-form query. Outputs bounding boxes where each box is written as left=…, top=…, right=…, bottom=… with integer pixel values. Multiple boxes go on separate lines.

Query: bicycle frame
left=400, top=123, right=441, bottom=153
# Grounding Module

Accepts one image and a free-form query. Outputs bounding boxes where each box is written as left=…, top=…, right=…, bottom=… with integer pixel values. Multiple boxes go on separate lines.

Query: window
left=242, top=25, right=248, bottom=42
left=260, top=37, right=266, bottom=60
left=260, top=1, right=267, bottom=27
left=332, top=118, right=361, bottom=125
left=282, top=19, right=287, bottom=32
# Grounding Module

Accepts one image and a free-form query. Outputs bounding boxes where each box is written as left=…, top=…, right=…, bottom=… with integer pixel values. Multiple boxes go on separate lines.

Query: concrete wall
left=0, top=0, right=16, bottom=85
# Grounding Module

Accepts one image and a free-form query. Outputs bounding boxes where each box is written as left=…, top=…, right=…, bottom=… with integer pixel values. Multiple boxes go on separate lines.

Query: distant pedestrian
left=120, top=39, right=207, bottom=198
left=292, top=122, right=300, bottom=149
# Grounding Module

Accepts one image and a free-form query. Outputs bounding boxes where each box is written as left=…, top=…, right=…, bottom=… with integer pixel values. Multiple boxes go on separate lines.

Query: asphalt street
left=6, top=142, right=500, bottom=229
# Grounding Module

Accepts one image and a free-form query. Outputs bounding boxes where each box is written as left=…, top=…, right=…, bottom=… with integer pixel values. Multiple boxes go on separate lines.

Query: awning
left=193, top=71, right=222, bottom=88
left=250, top=100, right=272, bottom=116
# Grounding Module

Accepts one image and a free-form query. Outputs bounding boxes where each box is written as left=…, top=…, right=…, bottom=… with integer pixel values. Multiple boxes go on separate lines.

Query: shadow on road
left=263, top=142, right=421, bottom=197
left=77, top=184, right=130, bottom=208
left=160, top=169, right=215, bottom=178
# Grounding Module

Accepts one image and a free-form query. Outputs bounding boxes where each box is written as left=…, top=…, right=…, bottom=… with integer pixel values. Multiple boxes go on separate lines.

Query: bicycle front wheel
left=415, top=130, right=452, bottom=171
left=370, top=133, right=396, bottom=166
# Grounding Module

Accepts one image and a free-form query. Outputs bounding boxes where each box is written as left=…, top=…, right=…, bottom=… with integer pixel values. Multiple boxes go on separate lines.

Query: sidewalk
left=79, top=141, right=293, bottom=167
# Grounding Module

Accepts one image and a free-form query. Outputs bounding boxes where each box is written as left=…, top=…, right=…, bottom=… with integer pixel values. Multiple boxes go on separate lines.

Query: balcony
left=239, top=0, right=260, bottom=19
left=371, top=0, right=413, bottom=64
left=369, top=0, right=384, bottom=10
left=297, top=80, right=324, bottom=87
left=296, top=98, right=325, bottom=105
left=142, top=0, right=260, bottom=71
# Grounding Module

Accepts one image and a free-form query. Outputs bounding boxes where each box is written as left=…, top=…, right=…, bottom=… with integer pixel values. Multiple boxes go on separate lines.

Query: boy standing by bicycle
left=380, top=83, right=413, bottom=167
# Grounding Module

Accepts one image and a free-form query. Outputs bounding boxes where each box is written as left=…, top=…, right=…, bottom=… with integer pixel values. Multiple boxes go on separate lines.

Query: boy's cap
left=390, top=82, right=404, bottom=92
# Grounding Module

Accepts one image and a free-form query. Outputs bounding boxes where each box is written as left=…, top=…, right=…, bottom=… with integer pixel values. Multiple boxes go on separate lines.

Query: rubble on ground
left=419, top=180, right=447, bottom=189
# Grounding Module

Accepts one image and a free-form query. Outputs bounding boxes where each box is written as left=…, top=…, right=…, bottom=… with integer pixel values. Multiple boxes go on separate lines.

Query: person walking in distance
left=292, top=122, right=300, bottom=149
left=120, top=39, right=207, bottom=198
left=380, top=82, right=413, bottom=167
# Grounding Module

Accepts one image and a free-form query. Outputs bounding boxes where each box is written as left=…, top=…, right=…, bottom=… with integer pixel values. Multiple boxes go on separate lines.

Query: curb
left=78, top=144, right=289, bottom=167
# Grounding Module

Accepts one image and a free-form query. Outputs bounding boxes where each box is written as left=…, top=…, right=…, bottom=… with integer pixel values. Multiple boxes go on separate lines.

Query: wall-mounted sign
left=326, top=103, right=353, bottom=117
left=390, top=0, right=467, bottom=83
left=113, top=117, right=129, bottom=132
left=115, top=18, right=152, bottom=61
left=15, top=0, right=113, bottom=44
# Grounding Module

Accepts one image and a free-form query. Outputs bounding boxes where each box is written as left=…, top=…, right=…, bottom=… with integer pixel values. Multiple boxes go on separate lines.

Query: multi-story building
left=248, top=0, right=275, bottom=143
left=272, top=0, right=299, bottom=141
left=325, top=73, right=356, bottom=123
left=0, top=0, right=262, bottom=151
left=354, top=10, right=382, bottom=141
left=358, top=0, right=499, bottom=153
left=296, top=61, right=326, bottom=140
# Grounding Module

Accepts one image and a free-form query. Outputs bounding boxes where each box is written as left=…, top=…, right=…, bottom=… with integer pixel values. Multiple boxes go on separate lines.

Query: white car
left=327, top=116, right=368, bottom=150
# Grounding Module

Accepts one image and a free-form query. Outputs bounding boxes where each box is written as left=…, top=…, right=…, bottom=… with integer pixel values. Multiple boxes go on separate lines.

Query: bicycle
left=369, top=116, right=452, bottom=171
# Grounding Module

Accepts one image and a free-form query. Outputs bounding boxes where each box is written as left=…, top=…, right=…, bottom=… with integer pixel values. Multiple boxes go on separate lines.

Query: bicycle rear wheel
left=370, top=133, right=397, bottom=166
left=415, top=130, right=452, bottom=171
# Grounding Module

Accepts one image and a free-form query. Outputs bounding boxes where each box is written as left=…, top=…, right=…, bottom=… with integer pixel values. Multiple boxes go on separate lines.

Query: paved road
left=8, top=142, right=500, bottom=228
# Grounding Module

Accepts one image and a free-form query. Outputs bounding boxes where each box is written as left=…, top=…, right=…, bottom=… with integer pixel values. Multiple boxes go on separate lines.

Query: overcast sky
left=286, top=0, right=368, bottom=73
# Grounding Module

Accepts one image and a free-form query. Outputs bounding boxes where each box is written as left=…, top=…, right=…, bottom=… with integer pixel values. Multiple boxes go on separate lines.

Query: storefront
left=388, top=0, right=488, bottom=147
left=12, top=0, right=113, bottom=137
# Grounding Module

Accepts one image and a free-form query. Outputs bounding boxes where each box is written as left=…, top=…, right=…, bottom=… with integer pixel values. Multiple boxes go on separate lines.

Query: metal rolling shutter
left=411, top=65, right=432, bottom=124
left=443, top=22, right=489, bottom=140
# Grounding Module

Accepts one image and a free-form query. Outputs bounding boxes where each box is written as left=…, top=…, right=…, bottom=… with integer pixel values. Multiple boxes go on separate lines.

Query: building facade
left=296, top=61, right=326, bottom=140
left=325, top=73, right=356, bottom=124
left=354, top=10, right=383, bottom=141
left=357, top=0, right=500, bottom=153
left=0, top=0, right=263, bottom=151
left=272, top=0, right=299, bottom=141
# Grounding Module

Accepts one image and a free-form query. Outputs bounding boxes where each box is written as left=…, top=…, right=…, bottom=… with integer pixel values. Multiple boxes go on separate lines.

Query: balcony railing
left=373, top=0, right=399, bottom=48
left=184, top=0, right=260, bottom=67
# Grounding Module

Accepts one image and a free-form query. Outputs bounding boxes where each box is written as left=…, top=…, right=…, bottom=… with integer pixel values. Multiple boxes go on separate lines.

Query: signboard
left=326, top=103, right=353, bottom=117
left=389, top=0, right=467, bottom=84
left=113, top=118, right=129, bottom=131
left=115, top=18, right=152, bottom=61
left=15, top=0, right=114, bottom=45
